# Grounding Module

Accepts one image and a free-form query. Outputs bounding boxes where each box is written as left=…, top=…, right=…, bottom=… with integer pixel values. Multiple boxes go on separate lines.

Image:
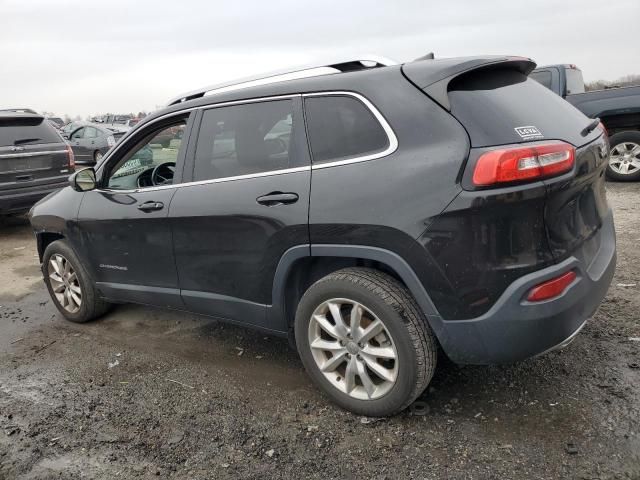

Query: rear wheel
left=295, top=268, right=437, bottom=416
left=606, top=131, right=640, bottom=181
left=43, top=240, right=111, bottom=323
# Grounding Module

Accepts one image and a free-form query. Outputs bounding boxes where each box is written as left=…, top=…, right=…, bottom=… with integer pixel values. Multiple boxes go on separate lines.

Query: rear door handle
left=256, top=192, right=299, bottom=206
left=15, top=175, right=33, bottom=182
left=137, top=201, right=164, bottom=212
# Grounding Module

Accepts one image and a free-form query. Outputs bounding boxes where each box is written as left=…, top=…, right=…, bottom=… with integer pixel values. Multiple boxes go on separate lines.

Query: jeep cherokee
left=29, top=55, right=616, bottom=416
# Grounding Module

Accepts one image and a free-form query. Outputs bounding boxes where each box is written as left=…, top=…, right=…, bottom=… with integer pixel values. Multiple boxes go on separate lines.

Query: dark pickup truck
left=531, top=64, right=640, bottom=181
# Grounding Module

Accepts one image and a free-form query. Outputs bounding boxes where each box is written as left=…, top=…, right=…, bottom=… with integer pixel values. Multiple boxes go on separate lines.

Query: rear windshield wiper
left=14, top=138, right=41, bottom=145
left=581, top=118, right=600, bottom=137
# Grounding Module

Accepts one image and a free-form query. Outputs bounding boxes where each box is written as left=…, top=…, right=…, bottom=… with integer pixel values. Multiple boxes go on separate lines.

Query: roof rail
left=0, top=108, right=39, bottom=114
left=167, top=55, right=397, bottom=106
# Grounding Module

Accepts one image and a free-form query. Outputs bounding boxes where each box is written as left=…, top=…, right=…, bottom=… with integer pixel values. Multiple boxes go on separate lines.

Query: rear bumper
left=0, top=180, right=68, bottom=214
left=435, top=210, right=616, bottom=364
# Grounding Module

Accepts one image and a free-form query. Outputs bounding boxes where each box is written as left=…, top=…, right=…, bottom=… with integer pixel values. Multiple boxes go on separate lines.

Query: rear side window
left=194, top=100, right=294, bottom=181
left=530, top=70, right=552, bottom=90
left=565, top=68, right=585, bottom=94
left=304, top=95, right=388, bottom=164
left=0, top=117, right=62, bottom=147
left=448, top=69, right=592, bottom=148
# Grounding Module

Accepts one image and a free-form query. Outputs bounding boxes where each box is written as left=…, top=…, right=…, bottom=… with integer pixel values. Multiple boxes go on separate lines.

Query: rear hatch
left=405, top=58, right=611, bottom=319
left=443, top=65, right=609, bottom=265
left=0, top=113, right=72, bottom=192
left=405, top=58, right=609, bottom=261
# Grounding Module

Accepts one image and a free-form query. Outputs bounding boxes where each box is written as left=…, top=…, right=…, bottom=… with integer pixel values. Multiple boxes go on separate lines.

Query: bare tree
left=586, top=74, right=640, bottom=91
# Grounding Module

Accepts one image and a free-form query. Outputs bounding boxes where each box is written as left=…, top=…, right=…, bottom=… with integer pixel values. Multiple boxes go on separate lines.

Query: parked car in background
left=102, top=114, right=132, bottom=127
left=1, top=110, right=74, bottom=214
left=530, top=64, right=640, bottom=181
left=30, top=55, right=615, bottom=416
left=47, top=117, right=65, bottom=129
left=67, top=123, right=127, bottom=165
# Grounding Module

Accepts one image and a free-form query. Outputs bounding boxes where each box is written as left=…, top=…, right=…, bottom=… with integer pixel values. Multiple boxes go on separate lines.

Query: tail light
left=65, top=144, right=75, bottom=168
left=599, top=122, right=608, bottom=137
left=526, top=270, right=577, bottom=302
left=107, top=135, right=116, bottom=148
left=472, top=141, right=575, bottom=186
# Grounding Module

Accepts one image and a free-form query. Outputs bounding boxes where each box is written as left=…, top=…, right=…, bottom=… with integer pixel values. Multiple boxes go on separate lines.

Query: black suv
left=1, top=110, right=74, bottom=214
left=29, top=56, right=616, bottom=416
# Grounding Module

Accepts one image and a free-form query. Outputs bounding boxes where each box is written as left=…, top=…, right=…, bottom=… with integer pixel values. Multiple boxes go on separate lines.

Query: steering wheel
left=151, top=162, right=176, bottom=186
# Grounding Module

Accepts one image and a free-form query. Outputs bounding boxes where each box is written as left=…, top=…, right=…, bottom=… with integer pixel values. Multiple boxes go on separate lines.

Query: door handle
left=256, top=192, right=299, bottom=206
left=15, top=174, right=33, bottom=182
left=137, top=201, right=164, bottom=212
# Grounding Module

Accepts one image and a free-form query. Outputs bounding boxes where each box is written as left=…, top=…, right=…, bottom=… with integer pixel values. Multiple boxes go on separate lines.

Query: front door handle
left=256, top=192, right=299, bottom=206
left=137, top=201, right=164, bottom=212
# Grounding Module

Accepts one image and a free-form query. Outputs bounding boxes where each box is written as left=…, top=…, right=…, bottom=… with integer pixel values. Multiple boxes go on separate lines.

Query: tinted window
left=194, top=100, right=293, bottom=181
left=0, top=117, right=62, bottom=147
left=448, top=69, right=594, bottom=148
left=530, top=70, right=552, bottom=90
left=304, top=95, right=388, bottom=163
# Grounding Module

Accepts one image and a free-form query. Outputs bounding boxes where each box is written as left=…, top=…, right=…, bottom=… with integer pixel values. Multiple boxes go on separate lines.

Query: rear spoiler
left=402, top=56, right=536, bottom=111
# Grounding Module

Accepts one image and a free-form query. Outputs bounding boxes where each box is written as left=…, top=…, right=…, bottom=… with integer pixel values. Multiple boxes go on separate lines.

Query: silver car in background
left=67, top=123, right=126, bottom=164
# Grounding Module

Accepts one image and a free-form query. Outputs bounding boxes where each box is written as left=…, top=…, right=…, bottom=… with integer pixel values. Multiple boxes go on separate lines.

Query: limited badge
left=514, top=126, right=544, bottom=140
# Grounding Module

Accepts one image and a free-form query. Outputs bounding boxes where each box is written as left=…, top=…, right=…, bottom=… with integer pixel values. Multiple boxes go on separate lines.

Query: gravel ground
left=0, top=182, right=639, bottom=480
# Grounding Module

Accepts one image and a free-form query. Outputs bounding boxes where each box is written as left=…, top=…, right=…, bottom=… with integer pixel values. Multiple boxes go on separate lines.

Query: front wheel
left=295, top=268, right=437, bottom=416
left=606, top=131, right=640, bottom=181
left=42, top=240, right=111, bottom=323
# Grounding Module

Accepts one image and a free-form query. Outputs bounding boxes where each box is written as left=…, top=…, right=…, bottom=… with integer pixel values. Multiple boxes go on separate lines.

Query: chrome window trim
left=94, top=166, right=311, bottom=194
left=302, top=91, right=398, bottom=169
left=0, top=150, right=68, bottom=159
left=95, top=91, right=397, bottom=194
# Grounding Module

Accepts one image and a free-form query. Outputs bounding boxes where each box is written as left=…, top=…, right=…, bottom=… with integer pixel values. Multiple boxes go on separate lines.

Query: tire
left=606, top=131, right=640, bottom=181
left=94, top=150, right=104, bottom=164
left=42, top=240, right=111, bottom=323
left=294, top=267, right=437, bottom=416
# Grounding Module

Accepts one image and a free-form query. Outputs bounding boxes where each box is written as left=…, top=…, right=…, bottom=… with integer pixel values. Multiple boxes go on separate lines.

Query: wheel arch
left=269, top=244, right=441, bottom=338
left=36, top=231, right=65, bottom=262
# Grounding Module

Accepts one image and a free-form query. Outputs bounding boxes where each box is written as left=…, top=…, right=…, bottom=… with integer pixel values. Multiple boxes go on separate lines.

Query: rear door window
left=193, top=99, right=294, bottom=181
left=0, top=117, right=62, bottom=146
left=303, top=95, right=389, bottom=163
left=84, top=127, right=99, bottom=138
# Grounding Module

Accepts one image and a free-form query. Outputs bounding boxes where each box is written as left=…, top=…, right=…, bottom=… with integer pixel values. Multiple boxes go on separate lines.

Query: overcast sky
left=2, top=0, right=639, bottom=118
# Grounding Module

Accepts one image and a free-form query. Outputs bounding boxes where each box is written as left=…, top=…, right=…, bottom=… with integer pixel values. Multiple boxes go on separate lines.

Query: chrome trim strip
left=95, top=166, right=311, bottom=194
left=534, top=319, right=587, bottom=358
left=96, top=91, right=397, bottom=193
left=0, top=150, right=67, bottom=159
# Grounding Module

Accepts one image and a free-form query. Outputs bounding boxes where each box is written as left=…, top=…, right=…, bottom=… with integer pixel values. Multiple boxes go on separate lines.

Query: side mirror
left=70, top=167, right=97, bottom=192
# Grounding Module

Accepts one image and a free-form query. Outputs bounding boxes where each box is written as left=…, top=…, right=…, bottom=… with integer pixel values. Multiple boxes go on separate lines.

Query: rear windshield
left=0, top=117, right=62, bottom=147
left=448, top=69, right=594, bottom=148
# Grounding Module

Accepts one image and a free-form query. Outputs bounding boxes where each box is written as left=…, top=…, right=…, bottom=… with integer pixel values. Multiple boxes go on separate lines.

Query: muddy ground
left=0, top=183, right=639, bottom=480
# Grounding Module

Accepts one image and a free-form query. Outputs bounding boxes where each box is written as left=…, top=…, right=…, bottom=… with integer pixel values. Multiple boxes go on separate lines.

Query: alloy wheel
left=609, top=142, right=640, bottom=175
left=308, top=298, right=399, bottom=400
left=47, top=254, right=82, bottom=313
